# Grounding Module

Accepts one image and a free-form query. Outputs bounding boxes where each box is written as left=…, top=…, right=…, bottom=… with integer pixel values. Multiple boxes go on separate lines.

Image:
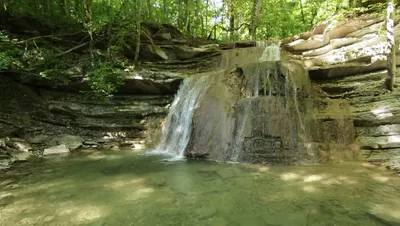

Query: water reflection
left=0, top=151, right=400, bottom=226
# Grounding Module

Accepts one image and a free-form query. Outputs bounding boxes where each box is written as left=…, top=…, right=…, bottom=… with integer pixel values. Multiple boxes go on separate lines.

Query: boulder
left=43, top=144, right=70, bottom=155
left=0, top=194, right=15, bottom=207
left=368, top=204, right=400, bottom=225
left=387, top=158, right=400, bottom=174
left=29, top=135, right=50, bottom=144
left=9, top=150, right=33, bottom=161
left=83, top=140, right=98, bottom=145
left=0, top=159, right=11, bottom=170
left=140, top=44, right=169, bottom=61
left=49, top=135, right=84, bottom=151
left=0, top=138, right=7, bottom=150
left=10, top=138, right=32, bottom=152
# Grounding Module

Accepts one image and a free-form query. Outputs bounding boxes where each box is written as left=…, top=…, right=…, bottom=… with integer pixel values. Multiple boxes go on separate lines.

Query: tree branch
left=55, top=42, right=89, bottom=57
left=16, top=31, right=86, bottom=44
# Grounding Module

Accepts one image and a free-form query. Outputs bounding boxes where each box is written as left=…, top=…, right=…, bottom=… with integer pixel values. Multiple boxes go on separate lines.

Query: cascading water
left=157, top=76, right=209, bottom=159
left=230, top=99, right=253, bottom=162
left=285, top=73, right=306, bottom=133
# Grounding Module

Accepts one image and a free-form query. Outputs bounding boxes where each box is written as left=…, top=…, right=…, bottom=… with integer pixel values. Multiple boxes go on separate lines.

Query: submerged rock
left=0, top=159, right=11, bottom=170
left=0, top=138, right=7, bottom=149
left=28, top=135, right=49, bottom=144
left=43, top=144, right=70, bottom=155
left=9, top=150, right=33, bottom=161
left=49, top=135, right=84, bottom=151
left=0, top=194, right=15, bottom=207
left=10, top=138, right=32, bottom=152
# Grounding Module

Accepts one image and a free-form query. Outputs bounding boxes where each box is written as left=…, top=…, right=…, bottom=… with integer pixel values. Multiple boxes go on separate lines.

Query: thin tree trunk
left=134, top=0, right=143, bottom=66
left=147, top=0, right=151, bottom=21
left=83, top=0, right=94, bottom=65
left=84, top=0, right=92, bottom=22
left=349, top=0, right=361, bottom=7
left=385, top=0, right=396, bottom=91
left=228, top=0, right=235, bottom=41
left=60, top=0, right=69, bottom=15
left=163, top=0, right=167, bottom=22
left=45, top=0, right=51, bottom=15
left=205, top=0, right=209, bottom=37
left=185, top=0, right=190, bottom=34
left=1, top=0, right=8, bottom=13
left=106, top=0, right=112, bottom=59
left=299, top=0, right=306, bottom=27
left=74, top=0, right=80, bottom=14
left=193, top=0, right=199, bottom=35
left=250, top=0, right=262, bottom=40
left=178, top=0, right=183, bottom=29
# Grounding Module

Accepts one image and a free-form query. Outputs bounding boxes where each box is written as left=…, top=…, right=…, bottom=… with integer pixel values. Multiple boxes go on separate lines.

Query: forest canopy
left=0, top=0, right=396, bottom=97
left=1, top=0, right=392, bottom=41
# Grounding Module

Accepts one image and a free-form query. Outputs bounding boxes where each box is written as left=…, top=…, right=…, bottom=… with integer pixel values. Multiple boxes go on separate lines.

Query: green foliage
left=87, top=62, right=125, bottom=99
left=0, top=52, right=13, bottom=71
left=4, top=0, right=390, bottom=43
left=0, top=31, right=23, bottom=70
left=1, top=0, right=391, bottom=98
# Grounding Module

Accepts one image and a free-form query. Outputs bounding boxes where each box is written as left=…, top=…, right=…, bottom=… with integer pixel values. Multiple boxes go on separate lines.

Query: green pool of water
left=1, top=150, right=400, bottom=226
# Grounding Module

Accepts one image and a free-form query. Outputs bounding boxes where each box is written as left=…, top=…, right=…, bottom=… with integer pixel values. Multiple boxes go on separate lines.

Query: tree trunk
left=134, top=0, right=143, bottom=66
left=178, top=0, right=183, bottom=29
left=163, top=0, right=167, bottom=22
left=60, top=0, right=69, bottom=15
left=146, top=0, right=152, bottom=21
left=193, top=0, right=199, bottom=36
left=1, top=0, right=8, bottom=13
left=74, top=0, right=80, bottom=14
left=106, top=0, right=112, bottom=59
left=385, top=0, right=396, bottom=91
left=45, top=0, right=51, bottom=15
left=228, top=0, right=235, bottom=41
left=349, top=0, right=361, bottom=7
left=83, top=0, right=92, bottom=22
left=83, top=0, right=94, bottom=65
left=299, top=0, right=306, bottom=27
left=185, top=0, right=190, bottom=34
left=205, top=0, right=209, bottom=37
left=250, top=0, right=262, bottom=40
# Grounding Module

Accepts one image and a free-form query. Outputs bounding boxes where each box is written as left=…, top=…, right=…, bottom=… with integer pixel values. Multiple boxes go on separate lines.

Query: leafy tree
left=1, top=0, right=395, bottom=97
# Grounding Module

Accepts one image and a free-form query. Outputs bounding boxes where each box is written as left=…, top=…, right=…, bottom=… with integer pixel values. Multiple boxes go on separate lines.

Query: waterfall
left=253, top=72, right=260, bottom=97
left=157, top=76, right=209, bottom=159
left=230, top=99, right=253, bottom=162
left=286, top=73, right=306, bottom=133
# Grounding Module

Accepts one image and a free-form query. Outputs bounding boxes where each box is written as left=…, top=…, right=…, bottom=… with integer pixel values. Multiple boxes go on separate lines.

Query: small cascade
left=157, top=76, right=209, bottom=159
left=153, top=41, right=313, bottom=163
left=285, top=73, right=306, bottom=133
left=230, top=99, right=253, bottom=162
left=258, top=42, right=281, bottom=62
left=253, top=72, right=260, bottom=97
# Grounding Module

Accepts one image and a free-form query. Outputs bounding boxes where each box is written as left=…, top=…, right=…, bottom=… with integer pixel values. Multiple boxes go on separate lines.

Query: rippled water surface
left=1, top=150, right=400, bottom=226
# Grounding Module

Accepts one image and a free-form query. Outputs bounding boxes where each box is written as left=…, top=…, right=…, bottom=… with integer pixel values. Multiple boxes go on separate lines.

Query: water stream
left=157, top=76, right=209, bottom=159
left=1, top=151, right=400, bottom=226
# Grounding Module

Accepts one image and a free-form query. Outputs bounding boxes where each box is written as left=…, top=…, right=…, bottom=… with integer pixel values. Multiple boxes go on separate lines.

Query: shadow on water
left=1, top=150, right=400, bottom=226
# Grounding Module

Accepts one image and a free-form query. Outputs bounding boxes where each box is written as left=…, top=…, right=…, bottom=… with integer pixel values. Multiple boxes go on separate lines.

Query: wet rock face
left=232, top=97, right=300, bottom=164
left=0, top=73, right=175, bottom=151
left=163, top=39, right=357, bottom=164
left=284, top=13, right=400, bottom=168
left=43, top=144, right=70, bottom=155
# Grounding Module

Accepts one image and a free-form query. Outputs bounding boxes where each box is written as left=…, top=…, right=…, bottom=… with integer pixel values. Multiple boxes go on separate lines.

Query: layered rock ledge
left=284, top=11, right=400, bottom=173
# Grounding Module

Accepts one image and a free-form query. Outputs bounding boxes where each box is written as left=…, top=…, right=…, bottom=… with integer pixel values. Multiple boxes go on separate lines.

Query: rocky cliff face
left=0, top=23, right=222, bottom=170
left=1, top=13, right=400, bottom=172
left=283, top=12, right=400, bottom=172
left=179, top=45, right=358, bottom=164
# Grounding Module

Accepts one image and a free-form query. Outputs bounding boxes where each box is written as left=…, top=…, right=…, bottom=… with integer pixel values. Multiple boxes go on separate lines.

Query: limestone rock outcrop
left=284, top=12, right=400, bottom=170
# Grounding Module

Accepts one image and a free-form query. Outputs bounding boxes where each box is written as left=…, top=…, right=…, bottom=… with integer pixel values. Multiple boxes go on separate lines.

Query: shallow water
left=1, top=150, right=400, bottom=226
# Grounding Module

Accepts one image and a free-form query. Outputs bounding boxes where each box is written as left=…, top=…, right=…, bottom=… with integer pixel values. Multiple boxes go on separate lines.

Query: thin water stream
left=1, top=150, right=400, bottom=226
